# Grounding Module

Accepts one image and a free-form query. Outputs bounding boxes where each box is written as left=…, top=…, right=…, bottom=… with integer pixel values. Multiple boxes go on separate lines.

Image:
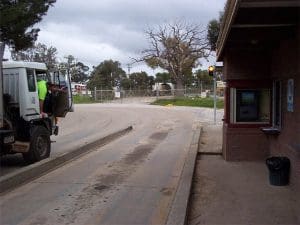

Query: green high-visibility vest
left=37, top=80, right=47, bottom=101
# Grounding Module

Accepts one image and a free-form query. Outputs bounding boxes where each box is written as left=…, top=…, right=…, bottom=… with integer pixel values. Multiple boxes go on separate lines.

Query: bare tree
left=139, top=21, right=210, bottom=94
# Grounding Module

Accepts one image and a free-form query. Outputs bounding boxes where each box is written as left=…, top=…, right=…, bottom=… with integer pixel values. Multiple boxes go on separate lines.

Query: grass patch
left=151, top=97, right=224, bottom=109
left=73, top=95, right=96, bottom=104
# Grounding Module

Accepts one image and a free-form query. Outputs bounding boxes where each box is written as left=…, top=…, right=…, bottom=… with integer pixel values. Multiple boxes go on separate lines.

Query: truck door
left=51, top=71, right=73, bottom=117
left=24, top=68, right=40, bottom=117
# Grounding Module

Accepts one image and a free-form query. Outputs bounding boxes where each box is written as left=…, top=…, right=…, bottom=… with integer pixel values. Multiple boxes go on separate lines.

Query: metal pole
left=200, top=80, right=203, bottom=94
left=0, top=42, right=5, bottom=128
left=111, top=72, right=113, bottom=88
left=94, top=87, right=97, bottom=101
left=213, top=76, right=217, bottom=125
left=127, top=64, right=131, bottom=78
left=121, top=90, right=123, bottom=104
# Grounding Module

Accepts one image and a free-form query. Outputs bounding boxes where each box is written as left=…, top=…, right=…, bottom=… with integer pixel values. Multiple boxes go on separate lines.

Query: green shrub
left=73, top=95, right=95, bottom=104
left=151, top=97, right=224, bottom=109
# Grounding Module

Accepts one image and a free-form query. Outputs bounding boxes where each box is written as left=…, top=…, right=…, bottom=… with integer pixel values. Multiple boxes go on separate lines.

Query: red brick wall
left=269, top=29, right=300, bottom=189
left=222, top=26, right=300, bottom=188
left=222, top=48, right=271, bottom=161
left=223, top=48, right=271, bottom=80
left=223, top=124, right=269, bottom=161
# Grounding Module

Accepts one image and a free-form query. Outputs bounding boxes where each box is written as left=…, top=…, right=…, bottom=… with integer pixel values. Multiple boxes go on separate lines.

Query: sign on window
left=287, top=79, right=294, bottom=112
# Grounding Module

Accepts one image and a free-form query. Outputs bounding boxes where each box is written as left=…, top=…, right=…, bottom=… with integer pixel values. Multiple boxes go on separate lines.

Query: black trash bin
left=266, top=157, right=290, bottom=186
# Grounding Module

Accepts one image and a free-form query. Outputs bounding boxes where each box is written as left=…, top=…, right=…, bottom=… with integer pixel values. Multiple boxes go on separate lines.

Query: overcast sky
left=28, top=0, right=226, bottom=74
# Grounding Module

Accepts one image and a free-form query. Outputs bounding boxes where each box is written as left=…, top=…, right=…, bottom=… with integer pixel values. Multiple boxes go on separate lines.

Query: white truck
left=0, top=61, right=72, bottom=163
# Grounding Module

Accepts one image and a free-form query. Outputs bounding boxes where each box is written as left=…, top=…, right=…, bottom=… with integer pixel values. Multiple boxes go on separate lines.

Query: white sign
left=115, top=91, right=121, bottom=98
left=287, top=79, right=294, bottom=112
left=217, top=81, right=226, bottom=88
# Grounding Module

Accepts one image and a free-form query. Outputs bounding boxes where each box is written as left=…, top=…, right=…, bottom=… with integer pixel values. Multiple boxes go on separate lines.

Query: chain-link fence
left=73, top=81, right=225, bottom=103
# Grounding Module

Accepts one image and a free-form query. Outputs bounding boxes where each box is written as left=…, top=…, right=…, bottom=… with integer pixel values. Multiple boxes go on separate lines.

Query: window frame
left=230, top=88, right=271, bottom=124
left=26, top=68, right=36, bottom=92
left=272, top=80, right=282, bottom=129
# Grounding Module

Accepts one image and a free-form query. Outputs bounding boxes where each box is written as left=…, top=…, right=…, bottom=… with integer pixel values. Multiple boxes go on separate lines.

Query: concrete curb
left=166, top=125, right=202, bottom=225
left=0, top=126, right=133, bottom=194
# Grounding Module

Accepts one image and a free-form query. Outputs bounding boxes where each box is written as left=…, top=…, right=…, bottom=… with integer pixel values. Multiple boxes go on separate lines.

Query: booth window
left=231, top=88, right=270, bottom=124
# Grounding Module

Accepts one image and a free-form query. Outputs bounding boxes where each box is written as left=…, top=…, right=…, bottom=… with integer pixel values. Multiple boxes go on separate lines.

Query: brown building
left=217, top=0, right=300, bottom=188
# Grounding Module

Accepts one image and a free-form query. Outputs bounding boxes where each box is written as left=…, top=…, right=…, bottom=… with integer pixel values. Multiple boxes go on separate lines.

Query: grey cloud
left=46, top=0, right=223, bottom=28
left=36, top=0, right=226, bottom=71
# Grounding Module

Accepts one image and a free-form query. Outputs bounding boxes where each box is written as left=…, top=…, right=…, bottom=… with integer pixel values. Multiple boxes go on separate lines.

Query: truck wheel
left=23, top=126, right=51, bottom=163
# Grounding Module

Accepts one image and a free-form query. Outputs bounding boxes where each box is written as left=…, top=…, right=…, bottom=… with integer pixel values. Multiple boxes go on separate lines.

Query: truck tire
left=23, top=126, right=51, bottom=163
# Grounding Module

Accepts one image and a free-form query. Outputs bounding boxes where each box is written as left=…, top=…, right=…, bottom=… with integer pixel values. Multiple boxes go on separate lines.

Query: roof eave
left=216, top=0, right=241, bottom=61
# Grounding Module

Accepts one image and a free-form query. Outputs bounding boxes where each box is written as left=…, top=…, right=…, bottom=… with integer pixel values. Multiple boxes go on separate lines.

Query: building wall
left=222, top=26, right=300, bottom=188
left=223, top=48, right=271, bottom=80
left=223, top=124, right=269, bottom=160
left=269, top=30, right=300, bottom=188
left=222, top=48, right=271, bottom=161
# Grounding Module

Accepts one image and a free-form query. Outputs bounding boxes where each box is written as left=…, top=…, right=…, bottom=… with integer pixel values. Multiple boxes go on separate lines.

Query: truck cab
left=1, top=61, right=72, bottom=163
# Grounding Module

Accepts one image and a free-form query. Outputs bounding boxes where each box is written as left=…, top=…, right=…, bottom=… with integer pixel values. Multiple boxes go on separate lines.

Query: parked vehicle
left=71, top=82, right=91, bottom=96
left=0, top=61, right=72, bottom=163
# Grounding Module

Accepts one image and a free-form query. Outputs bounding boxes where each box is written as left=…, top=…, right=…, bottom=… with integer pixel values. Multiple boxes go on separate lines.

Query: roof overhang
left=216, top=0, right=300, bottom=61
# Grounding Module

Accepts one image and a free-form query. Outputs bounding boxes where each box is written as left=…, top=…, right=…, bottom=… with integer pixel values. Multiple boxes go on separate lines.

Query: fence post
left=94, top=87, right=97, bottom=101
left=213, top=77, right=217, bottom=125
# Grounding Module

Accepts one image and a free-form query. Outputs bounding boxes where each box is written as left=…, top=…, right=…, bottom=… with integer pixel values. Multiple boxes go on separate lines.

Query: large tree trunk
left=174, top=79, right=185, bottom=97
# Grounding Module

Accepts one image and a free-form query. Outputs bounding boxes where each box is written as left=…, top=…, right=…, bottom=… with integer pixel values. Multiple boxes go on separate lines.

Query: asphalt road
left=0, top=104, right=137, bottom=175
left=0, top=103, right=223, bottom=225
left=0, top=103, right=222, bottom=176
